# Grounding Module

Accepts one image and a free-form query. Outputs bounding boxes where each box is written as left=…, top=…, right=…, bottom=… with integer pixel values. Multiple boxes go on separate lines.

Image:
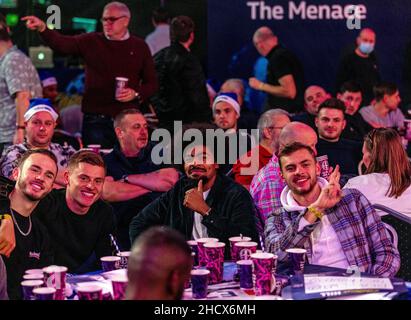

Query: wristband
left=307, top=206, right=324, bottom=220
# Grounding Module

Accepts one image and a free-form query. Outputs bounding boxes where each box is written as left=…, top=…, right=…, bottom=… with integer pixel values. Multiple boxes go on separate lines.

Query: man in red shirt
left=22, top=2, right=158, bottom=148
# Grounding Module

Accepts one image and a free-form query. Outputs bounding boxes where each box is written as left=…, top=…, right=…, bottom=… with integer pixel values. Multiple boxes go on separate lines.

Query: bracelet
left=121, top=175, right=129, bottom=183
left=307, top=206, right=324, bottom=220
left=0, top=214, right=12, bottom=221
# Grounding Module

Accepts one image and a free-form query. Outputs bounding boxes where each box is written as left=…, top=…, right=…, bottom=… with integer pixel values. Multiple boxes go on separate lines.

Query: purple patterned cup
left=21, top=280, right=44, bottom=300
left=77, top=285, right=103, bottom=301
left=23, top=273, right=44, bottom=281
left=316, top=155, right=330, bottom=180
left=251, top=252, right=276, bottom=296
left=111, top=275, right=128, bottom=300
left=115, top=77, right=128, bottom=98
left=286, top=248, right=307, bottom=274
left=187, top=240, right=199, bottom=266
left=33, top=287, right=56, bottom=300
left=229, top=236, right=252, bottom=261
left=116, top=251, right=131, bottom=269
left=233, top=241, right=258, bottom=261
left=196, top=238, right=218, bottom=267
left=236, top=260, right=253, bottom=289
left=203, top=242, right=225, bottom=284
left=101, top=256, right=121, bottom=272
left=191, top=269, right=210, bottom=299
left=43, top=266, right=67, bottom=300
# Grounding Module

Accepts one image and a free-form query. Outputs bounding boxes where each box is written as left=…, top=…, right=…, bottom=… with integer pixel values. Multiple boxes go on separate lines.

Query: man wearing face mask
left=336, top=28, right=381, bottom=105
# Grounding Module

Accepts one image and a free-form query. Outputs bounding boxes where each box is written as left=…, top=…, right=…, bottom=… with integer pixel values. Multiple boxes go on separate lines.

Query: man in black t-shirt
left=0, top=149, right=57, bottom=299
left=1, top=150, right=117, bottom=275
left=249, top=26, right=305, bottom=114
left=315, top=99, right=362, bottom=176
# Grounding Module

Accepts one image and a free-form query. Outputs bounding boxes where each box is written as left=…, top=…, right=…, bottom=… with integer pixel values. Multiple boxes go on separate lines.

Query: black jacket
left=150, top=42, right=212, bottom=127
left=129, top=174, right=259, bottom=257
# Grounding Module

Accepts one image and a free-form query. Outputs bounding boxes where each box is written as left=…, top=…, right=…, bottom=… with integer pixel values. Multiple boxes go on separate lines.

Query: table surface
left=66, top=262, right=411, bottom=301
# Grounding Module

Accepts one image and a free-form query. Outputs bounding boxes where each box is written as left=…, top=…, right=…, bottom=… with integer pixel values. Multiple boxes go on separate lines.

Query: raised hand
left=21, top=16, right=46, bottom=32
left=312, top=165, right=342, bottom=211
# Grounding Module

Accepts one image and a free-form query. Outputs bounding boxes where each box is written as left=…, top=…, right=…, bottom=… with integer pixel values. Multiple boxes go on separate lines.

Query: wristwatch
left=121, top=174, right=129, bottom=183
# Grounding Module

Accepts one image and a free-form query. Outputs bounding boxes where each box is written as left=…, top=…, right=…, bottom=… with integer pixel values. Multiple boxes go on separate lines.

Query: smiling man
left=265, top=142, right=399, bottom=277
left=129, top=142, right=258, bottom=256
left=0, top=150, right=116, bottom=274
left=315, top=98, right=362, bottom=175
left=0, top=149, right=57, bottom=299
left=0, top=98, right=76, bottom=188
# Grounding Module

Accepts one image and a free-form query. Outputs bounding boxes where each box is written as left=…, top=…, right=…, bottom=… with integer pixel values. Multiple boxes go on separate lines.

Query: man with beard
left=129, top=143, right=259, bottom=256
left=265, top=142, right=400, bottom=277
left=126, top=226, right=192, bottom=300
left=0, top=150, right=116, bottom=274
left=0, top=149, right=57, bottom=299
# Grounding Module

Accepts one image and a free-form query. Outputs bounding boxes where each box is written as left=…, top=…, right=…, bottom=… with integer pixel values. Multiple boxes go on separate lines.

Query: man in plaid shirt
left=265, top=142, right=400, bottom=277
left=250, top=122, right=318, bottom=234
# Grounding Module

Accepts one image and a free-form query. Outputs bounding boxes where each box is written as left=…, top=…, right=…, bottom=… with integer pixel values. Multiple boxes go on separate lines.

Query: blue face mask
left=358, top=42, right=374, bottom=55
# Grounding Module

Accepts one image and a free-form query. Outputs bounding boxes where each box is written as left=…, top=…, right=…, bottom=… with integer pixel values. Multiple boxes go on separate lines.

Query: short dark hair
left=278, top=142, right=316, bottom=170
left=170, top=16, right=194, bottom=43
left=317, top=98, right=346, bottom=115
left=17, top=149, right=58, bottom=170
left=113, top=108, right=143, bottom=129
left=339, top=81, right=362, bottom=94
left=373, top=82, right=398, bottom=102
left=0, top=13, right=11, bottom=42
left=152, top=7, right=170, bottom=24
left=67, top=150, right=106, bottom=173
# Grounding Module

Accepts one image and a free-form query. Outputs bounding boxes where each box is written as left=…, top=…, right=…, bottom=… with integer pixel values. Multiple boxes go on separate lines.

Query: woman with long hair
left=344, top=128, right=411, bottom=216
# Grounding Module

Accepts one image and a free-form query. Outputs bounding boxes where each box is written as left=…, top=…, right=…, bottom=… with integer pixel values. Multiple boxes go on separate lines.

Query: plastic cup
left=23, top=273, right=44, bottom=281
left=25, top=269, right=44, bottom=275
left=101, top=256, right=121, bottom=272
left=187, top=240, right=199, bottom=266
left=229, top=236, right=252, bottom=261
left=196, top=238, right=218, bottom=267
left=203, top=242, right=225, bottom=284
left=77, top=285, right=103, bottom=301
left=33, top=287, right=56, bottom=300
left=115, top=77, right=128, bottom=98
left=233, top=241, right=258, bottom=261
left=236, top=260, right=253, bottom=289
left=42, top=265, right=67, bottom=300
left=316, top=155, right=330, bottom=180
left=251, top=252, right=277, bottom=296
left=286, top=248, right=307, bottom=274
left=111, top=275, right=128, bottom=300
left=191, top=269, right=210, bottom=299
left=87, top=144, right=101, bottom=154
left=116, top=251, right=131, bottom=269
left=21, top=280, right=44, bottom=300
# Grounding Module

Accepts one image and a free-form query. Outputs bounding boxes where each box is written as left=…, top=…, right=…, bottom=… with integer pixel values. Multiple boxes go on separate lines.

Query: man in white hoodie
left=265, top=142, right=400, bottom=277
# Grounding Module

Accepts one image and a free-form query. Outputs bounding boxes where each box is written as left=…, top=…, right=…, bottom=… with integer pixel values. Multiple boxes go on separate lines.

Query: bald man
left=250, top=122, right=317, bottom=233
left=292, top=85, right=330, bottom=129
left=336, top=28, right=381, bottom=105
left=126, top=226, right=192, bottom=300
left=249, top=26, right=305, bottom=114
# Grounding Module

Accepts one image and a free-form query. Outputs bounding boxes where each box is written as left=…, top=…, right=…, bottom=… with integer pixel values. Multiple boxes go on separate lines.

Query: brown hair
left=317, top=98, right=346, bottom=115
left=67, top=150, right=106, bottom=174
left=113, top=108, right=143, bottom=129
left=170, top=16, right=194, bottom=43
left=17, top=149, right=58, bottom=170
left=278, top=142, right=316, bottom=170
left=364, top=128, right=411, bottom=198
left=373, top=82, right=398, bottom=102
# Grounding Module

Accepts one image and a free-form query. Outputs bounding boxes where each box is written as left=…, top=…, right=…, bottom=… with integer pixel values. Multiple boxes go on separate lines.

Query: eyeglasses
left=266, top=126, right=284, bottom=131
left=100, top=16, right=127, bottom=24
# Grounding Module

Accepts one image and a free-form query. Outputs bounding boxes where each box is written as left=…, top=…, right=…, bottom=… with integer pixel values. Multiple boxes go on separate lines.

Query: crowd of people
left=0, top=1, right=410, bottom=300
